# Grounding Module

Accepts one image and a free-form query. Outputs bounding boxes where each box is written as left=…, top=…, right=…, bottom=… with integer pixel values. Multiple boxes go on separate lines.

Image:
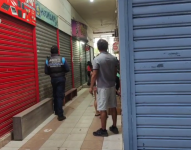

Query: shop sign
left=0, top=0, right=36, bottom=26
left=114, top=37, right=119, bottom=42
left=113, top=41, right=119, bottom=53
left=36, top=0, right=58, bottom=28
left=72, top=19, right=88, bottom=41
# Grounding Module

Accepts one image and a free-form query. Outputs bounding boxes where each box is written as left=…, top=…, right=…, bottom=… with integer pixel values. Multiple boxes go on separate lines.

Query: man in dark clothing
left=45, top=45, right=70, bottom=121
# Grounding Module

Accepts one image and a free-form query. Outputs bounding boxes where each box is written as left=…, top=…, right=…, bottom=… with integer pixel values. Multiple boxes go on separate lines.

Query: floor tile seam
left=80, top=119, right=104, bottom=149
left=56, top=93, right=94, bottom=149
left=59, top=94, right=92, bottom=131
left=74, top=97, right=95, bottom=149
left=39, top=138, right=68, bottom=149
left=75, top=98, right=94, bottom=126
left=59, top=106, right=93, bottom=148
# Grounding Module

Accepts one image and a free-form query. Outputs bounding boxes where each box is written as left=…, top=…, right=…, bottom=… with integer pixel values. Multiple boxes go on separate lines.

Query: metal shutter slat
left=59, top=31, right=72, bottom=92
left=72, top=39, right=81, bottom=88
left=80, top=44, right=86, bottom=84
left=133, top=0, right=191, bottom=149
left=36, top=19, right=57, bottom=101
left=0, top=13, right=37, bottom=137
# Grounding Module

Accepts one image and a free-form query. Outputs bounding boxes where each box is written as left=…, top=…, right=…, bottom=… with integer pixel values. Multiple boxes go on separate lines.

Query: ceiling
left=68, top=0, right=117, bottom=34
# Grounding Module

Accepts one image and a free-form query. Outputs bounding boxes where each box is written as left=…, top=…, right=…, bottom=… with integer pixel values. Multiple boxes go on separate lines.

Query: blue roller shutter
left=133, top=0, right=191, bottom=149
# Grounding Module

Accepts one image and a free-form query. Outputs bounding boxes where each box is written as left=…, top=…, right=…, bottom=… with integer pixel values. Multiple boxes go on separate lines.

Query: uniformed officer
left=45, top=45, right=70, bottom=121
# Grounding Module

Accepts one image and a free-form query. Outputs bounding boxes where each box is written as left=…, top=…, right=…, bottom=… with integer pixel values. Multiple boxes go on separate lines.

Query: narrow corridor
left=1, top=89, right=122, bottom=150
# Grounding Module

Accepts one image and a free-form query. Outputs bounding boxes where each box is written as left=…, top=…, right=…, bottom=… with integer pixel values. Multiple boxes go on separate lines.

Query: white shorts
left=97, top=86, right=117, bottom=111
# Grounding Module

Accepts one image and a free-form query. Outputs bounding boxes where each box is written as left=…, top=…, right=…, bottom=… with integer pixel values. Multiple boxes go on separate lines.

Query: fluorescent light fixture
left=80, top=41, right=85, bottom=44
left=90, top=0, right=94, bottom=2
left=101, top=35, right=112, bottom=38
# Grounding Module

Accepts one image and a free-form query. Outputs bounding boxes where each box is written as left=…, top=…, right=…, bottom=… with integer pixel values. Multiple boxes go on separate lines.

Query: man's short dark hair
left=97, top=39, right=108, bottom=51
left=51, top=45, right=58, bottom=54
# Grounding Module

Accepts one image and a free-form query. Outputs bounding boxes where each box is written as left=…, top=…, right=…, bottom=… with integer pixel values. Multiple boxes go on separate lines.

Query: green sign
left=36, top=1, right=58, bottom=28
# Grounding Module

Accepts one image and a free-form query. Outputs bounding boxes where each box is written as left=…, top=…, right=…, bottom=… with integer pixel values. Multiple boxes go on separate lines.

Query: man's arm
left=89, top=58, right=99, bottom=94
left=62, top=57, right=70, bottom=73
left=63, top=61, right=70, bottom=73
left=45, top=59, right=50, bottom=75
left=90, top=70, right=98, bottom=89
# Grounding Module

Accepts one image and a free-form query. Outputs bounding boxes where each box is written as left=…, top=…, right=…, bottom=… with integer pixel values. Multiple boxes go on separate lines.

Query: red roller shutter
left=0, top=13, right=38, bottom=137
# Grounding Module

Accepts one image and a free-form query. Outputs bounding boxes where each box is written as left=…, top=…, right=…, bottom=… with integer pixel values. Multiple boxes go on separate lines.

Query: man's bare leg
left=94, top=100, right=100, bottom=116
left=93, top=109, right=108, bottom=136
left=94, top=91, right=100, bottom=116
left=110, top=107, right=117, bottom=127
left=109, top=107, right=119, bottom=134
left=100, top=110, right=107, bottom=130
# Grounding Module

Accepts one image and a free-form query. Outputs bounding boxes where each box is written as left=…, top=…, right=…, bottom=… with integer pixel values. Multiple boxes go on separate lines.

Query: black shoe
left=58, top=116, right=66, bottom=121
left=109, top=125, right=119, bottom=134
left=93, top=128, right=108, bottom=137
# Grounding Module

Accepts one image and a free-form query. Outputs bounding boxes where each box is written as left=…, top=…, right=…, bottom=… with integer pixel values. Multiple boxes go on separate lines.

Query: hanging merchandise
left=36, top=19, right=57, bottom=100
left=59, top=31, right=72, bottom=92
left=0, top=0, right=36, bottom=25
left=72, top=39, right=81, bottom=88
left=0, top=12, right=38, bottom=137
left=80, top=43, right=86, bottom=84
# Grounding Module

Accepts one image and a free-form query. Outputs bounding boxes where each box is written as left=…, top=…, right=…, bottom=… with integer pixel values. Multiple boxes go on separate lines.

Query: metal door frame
left=33, top=27, right=40, bottom=103
left=84, top=44, right=87, bottom=82
left=70, top=37, right=75, bottom=88
left=118, top=0, right=137, bottom=150
left=90, top=46, right=94, bottom=62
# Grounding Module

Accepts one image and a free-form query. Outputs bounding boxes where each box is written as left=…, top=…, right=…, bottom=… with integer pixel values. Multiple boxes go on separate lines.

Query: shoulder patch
left=46, top=59, right=48, bottom=65
left=62, top=57, right=66, bottom=64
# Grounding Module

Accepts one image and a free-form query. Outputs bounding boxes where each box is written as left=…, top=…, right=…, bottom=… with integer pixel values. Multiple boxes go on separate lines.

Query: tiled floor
left=1, top=89, right=123, bottom=150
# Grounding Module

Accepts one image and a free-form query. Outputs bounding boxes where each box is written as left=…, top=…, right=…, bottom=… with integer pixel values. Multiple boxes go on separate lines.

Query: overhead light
left=80, top=41, right=85, bottom=44
left=90, top=0, right=94, bottom=2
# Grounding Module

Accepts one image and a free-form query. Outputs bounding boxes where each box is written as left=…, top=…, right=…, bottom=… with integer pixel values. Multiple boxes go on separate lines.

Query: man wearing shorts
left=89, top=39, right=118, bottom=137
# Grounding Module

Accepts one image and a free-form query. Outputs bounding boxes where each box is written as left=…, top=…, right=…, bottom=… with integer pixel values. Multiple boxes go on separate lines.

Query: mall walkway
left=1, top=89, right=122, bottom=150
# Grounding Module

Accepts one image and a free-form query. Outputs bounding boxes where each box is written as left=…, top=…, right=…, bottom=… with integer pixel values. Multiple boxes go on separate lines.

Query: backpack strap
left=46, top=56, right=50, bottom=65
